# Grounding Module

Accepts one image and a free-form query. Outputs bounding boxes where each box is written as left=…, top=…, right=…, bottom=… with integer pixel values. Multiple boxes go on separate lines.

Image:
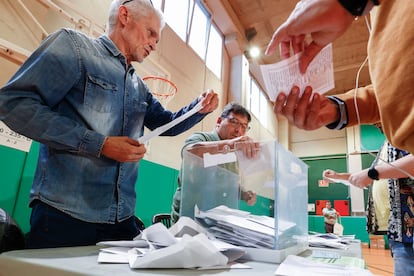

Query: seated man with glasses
left=171, top=102, right=259, bottom=223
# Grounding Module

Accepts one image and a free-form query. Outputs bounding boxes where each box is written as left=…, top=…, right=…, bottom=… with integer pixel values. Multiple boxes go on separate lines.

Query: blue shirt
left=0, top=28, right=206, bottom=223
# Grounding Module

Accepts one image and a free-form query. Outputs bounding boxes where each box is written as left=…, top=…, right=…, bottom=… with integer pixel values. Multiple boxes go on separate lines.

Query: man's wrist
left=337, top=0, right=380, bottom=17
left=326, top=96, right=348, bottom=130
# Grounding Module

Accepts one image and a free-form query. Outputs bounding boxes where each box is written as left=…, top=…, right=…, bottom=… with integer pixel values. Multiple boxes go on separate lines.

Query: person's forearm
left=336, top=84, right=380, bottom=127
left=328, top=173, right=350, bottom=181
left=375, top=154, right=414, bottom=179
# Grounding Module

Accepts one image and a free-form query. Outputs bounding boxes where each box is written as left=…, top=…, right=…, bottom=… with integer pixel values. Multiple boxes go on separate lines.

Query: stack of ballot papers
left=96, top=217, right=248, bottom=270
left=195, top=205, right=296, bottom=249
left=308, top=233, right=357, bottom=249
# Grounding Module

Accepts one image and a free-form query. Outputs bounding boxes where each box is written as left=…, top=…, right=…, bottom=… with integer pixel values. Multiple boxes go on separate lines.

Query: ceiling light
left=249, top=47, right=260, bottom=58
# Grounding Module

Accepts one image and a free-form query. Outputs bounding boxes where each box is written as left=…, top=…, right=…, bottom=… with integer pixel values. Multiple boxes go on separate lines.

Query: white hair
left=106, top=0, right=165, bottom=33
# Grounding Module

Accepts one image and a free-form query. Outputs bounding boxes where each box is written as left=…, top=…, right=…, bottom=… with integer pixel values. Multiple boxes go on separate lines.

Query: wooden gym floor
left=362, top=245, right=394, bottom=276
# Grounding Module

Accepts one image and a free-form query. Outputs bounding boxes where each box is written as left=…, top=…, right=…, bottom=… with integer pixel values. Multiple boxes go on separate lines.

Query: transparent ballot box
left=180, top=140, right=309, bottom=263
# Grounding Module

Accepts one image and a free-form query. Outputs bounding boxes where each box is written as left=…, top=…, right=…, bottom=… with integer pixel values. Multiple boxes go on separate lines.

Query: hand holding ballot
left=260, top=44, right=334, bottom=102
left=259, top=43, right=339, bottom=131
left=273, top=86, right=341, bottom=131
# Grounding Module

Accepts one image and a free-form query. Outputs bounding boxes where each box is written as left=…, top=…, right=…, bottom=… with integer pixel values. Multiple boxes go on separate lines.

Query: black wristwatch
left=326, top=96, right=348, bottom=130
left=337, top=0, right=380, bottom=17
left=368, top=167, right=379, bottom=180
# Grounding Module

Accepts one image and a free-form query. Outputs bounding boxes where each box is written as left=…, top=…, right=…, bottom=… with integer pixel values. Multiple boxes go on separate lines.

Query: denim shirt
left=0, top=28, right=206, bottom=223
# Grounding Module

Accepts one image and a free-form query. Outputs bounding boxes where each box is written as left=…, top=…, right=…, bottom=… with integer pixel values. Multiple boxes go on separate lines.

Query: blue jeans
left=26, top=200, right=141, bottom=249
left=389, top=239, right=414, bottom=276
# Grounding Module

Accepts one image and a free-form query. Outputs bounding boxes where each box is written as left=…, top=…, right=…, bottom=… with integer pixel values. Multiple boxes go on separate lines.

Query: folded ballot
left=97, top=217, right=247, bottom=269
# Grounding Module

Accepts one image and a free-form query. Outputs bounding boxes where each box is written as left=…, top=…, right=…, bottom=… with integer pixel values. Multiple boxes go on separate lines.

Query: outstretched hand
left=323, top=169, right=350, bottom=182
left=265, top=0, right=354, bottom=73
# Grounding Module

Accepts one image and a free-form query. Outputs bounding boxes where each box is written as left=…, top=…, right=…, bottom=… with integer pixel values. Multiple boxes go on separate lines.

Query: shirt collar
left=98, top=35, right=133, bottom=70
left=98, top=35, right=122, bottom=56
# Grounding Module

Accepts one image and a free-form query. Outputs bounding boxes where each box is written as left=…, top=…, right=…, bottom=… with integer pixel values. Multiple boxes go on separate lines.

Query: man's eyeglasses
left=225, top=117, right=250, bottom=131
left=121, top=0, right=153, bottom=6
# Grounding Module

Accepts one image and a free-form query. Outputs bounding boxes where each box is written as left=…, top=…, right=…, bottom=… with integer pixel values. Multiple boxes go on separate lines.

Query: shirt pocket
left=84, top=75, right=118, bottom=113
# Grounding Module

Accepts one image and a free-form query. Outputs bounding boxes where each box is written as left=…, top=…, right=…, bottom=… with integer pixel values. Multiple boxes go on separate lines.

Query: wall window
left=159, top=0, right=223, bottom=79
left=249, top=79, right=260, bottom=119
left=188, top=2, right=208, bottom=60
left=247, top=75, right=269, bottom=128
left=205, top=24, right=223, bottom=78
left=162, top=0, right=192, bottom=41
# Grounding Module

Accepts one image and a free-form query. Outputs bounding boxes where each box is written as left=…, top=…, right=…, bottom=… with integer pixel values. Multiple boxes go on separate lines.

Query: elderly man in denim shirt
left=0, top=0, right=218, bottom=248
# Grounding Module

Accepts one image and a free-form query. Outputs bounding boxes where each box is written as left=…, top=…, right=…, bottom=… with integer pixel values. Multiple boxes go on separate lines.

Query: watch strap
left=337, top=0, right=380, bottom=17
left=368, top=167, right=379, bottom=180
left=326, top=96, right=348, bottom=130
left=337, top=0, right=368, bottom=16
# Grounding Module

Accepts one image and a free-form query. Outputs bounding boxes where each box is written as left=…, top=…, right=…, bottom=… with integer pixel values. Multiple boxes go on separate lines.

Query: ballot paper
left=96, top=217, right=248, bottom=270
left=308, top=234, right=348, bottom=250
left=260, top=43, right=334, bottom=101
left=275, top=255, right=373, bottom=276
left=138, top=100, right=203, bottom=144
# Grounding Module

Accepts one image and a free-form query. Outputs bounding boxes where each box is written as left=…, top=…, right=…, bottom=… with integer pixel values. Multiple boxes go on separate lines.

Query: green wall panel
left=303, top=156, right=349, bottom=215
left=12, top=142, right=40, bottom=234
left=0, top=145, right=27, bottom=215
left=309, top=215, right=369, bottom=242
left=360, top=125, right=385, bottom=151
left=135, top=159, right=179, bottom=227
left=240, top=196, right=273, bottom=217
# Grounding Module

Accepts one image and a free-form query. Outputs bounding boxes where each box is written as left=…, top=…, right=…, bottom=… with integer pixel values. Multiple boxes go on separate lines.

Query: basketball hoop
left=143, top=76, right=178, bottom=107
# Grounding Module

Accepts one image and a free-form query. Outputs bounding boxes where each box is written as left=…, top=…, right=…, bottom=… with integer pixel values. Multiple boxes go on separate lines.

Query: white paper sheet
left=140, top=222, right=177, bottom=248
left=260, top=44, right=334, bottom=101
left=0, top=121, right=32, bottom=152
left=97, top=247, right=145, bottom=263
left=96, top=217, right=247, bottom=270
left=96, top=239, right=149, bottom=248
left=203, top=152, right=237, bottom=167
left=138, top=100, right=203, bottom=144
left=128, top=233, right=228, bottom=269
left=168, top=216, right=208, bottom=237
left=275, top=255, right=373, bottom=276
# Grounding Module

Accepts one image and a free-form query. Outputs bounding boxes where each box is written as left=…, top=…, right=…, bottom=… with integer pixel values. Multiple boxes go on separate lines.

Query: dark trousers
left=26, top=200, right=140, bottom=249
left=324, top=222, right=334, bottom=233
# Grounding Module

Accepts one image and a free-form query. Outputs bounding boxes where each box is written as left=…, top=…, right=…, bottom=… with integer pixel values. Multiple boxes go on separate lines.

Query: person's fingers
left=273, top=93, right=287, bottom=115
left=299, top=42, right=325, bottom=74
left=279, top=41, right=293, bottom=59
left=292, top=35, right=305, bottom=55
left=199, top=90, right=219, bottom=113
left=283, top=86, right=301, bottom=124
left=293, top=87, right=313, bottom=128
left=265, top=28, right=283, bottom=56
left=323, top=169, right=333, bottom=177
